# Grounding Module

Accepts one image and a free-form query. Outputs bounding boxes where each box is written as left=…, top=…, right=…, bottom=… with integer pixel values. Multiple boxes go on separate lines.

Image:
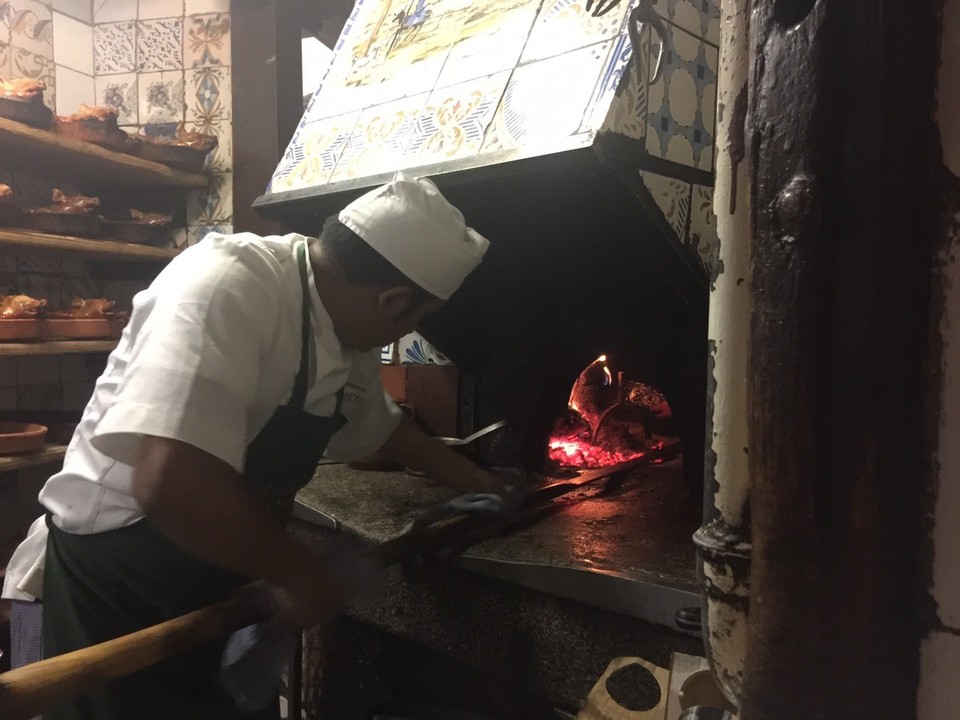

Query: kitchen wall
left=91, top=0, right=233, bottom=244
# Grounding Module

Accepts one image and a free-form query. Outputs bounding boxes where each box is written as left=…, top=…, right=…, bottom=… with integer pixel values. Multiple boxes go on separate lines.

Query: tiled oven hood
left=253, top=0, right=721, bottom=289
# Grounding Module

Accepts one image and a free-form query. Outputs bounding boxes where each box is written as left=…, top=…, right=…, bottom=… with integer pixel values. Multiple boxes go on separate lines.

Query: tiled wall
left=91, top=0, right=233, bottom=245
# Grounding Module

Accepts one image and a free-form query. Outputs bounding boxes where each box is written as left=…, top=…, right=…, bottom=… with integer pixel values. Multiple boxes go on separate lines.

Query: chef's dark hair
left=318, top=216, right=437, bottom=306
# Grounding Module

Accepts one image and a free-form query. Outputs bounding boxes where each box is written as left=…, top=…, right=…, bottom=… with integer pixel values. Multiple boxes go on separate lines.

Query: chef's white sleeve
left=91, top=246, right=280, bottom=473
left=323, top=354, right=402, bottom=461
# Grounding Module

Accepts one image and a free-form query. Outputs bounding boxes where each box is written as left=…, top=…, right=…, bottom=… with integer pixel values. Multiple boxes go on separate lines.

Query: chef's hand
left=470, top=468, right=527, bottom=516
left=270, top=540, right=382, bottom=629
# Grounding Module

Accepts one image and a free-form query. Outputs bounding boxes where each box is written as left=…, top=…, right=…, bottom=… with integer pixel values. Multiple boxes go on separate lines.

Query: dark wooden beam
left=743, top=0, right=940, bottom=718
left=230, top=0, right=303, bottom=235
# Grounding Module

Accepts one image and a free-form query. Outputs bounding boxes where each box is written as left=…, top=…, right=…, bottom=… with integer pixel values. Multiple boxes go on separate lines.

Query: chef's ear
left=376, top=285, right=415, bottom=320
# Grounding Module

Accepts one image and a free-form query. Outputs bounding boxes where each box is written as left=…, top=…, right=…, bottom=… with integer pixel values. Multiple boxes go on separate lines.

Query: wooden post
left=744, top=0, right=941, bottom=717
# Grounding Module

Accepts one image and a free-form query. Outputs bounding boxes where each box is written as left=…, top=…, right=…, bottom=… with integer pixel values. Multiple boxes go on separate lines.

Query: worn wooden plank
left=0, top=444, right=67, bottom=473
left=0, top=117, right=207, bottom=189
left=0, top=229, right=179, bottom=261
left=0, top=341, right=117, bottom=356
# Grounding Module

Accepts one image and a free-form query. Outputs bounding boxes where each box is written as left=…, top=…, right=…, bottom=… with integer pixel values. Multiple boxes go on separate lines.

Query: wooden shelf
left=0, top=340, right=117, bottom=356
left=0, top=116, right=208, bottom=189
left=0, top=443, right=67, bottom=473
left=0, top=228, right=181, bottom=261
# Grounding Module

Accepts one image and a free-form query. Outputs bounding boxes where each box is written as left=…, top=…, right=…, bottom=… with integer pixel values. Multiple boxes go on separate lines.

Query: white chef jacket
left=2, top=231, right=402, bottom=601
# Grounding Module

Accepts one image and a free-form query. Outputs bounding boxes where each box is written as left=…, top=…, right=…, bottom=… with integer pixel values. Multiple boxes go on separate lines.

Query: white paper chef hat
left=337, top=172, right=490, bottom=300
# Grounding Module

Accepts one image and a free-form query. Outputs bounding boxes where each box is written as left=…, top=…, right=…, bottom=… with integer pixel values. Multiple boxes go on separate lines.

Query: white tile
left=139, top=0, right=182, bottom=19
left=53, top=0, right=92, bottom=23
left=54, top=65, right=94, bottom=114
left=92, top=0, right=135, bottom=22
left=53, top=11, right=94, bottom=74
left=185, top=0, right=227, bottom=15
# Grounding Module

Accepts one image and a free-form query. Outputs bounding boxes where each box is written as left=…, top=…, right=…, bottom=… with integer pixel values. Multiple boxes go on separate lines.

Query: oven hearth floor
left=294, top=459, right=699, bottom=628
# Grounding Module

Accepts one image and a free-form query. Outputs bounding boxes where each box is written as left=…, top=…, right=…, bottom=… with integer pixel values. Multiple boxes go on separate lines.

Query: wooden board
left=0, top=117, right=208, bottom=189
left=0, top=341, right=117, bottom=356
left=0, top=443, right=67, bottom=473
left=0, top=228, right=180, bottom=261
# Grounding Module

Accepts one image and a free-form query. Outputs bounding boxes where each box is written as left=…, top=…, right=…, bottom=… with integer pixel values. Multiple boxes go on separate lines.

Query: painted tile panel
left=521, top=0, right=630, bottom=63
left=184, top=12, right=229, bottom=67
left=95, top=71, right=137, bottom=123
left=94, top=20, right=135, bottom=73
left=270, top=111, right=361, bottom=194
left=184, top=117, right=230, bottom=172
left=496, top=43, right=610, bottom=148
left=408, top=71, right=509, bottom=165
left=186, top=171, right=231, bottom=226
left=329, top=92, right=428, bottom=182
left=137, top=18, right=183, bottom=71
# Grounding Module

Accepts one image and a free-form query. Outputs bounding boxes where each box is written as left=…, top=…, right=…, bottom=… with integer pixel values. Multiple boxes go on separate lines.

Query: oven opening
left=546, top=353, right=675, bottom=469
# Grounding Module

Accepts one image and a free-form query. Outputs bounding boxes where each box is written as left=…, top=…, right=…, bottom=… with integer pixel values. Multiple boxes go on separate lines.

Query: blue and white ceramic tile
left=63, top=381, right=95, bottom=411
left=186, top=65, right=230, bottom=124
left=17, top=383, right=63, bottom=411
left=522, top=0, right=630, bottom=64
left=8, top=0, right=53, bottom=58
left=399, top=333, right=451, bottom=366
left=96, top=71, right=137, bottom=124
left=688, top=183, right=718, bottom=272
left=330, top=92, right=428, bottom=183
left=139, top=0, right=184, bottom=20
left=53, top=11, right=94, bottom=74
left=137, top=18, right=183, bottom=72
left=184, top=118, right=231, bottom=172
left=184, top=12, right=229, bottom=68
left=138, top=70, right=185, bottom=123
left=186, top=172, right=232, bottom=226
left=589, top=30, right=648, bottom=138
left=270, top=112, right=360, bottom=194
left=54, top=65, right=94, bottom=115
left=172, top=226, right=188, bottom=248
left=186, top=223, right=232, bottom=246
left=408, top=71, right=509, bottom=165
left=93, top=0, right=135, bottom=23
left=645, top=22, right=716, bottom=170
left=94, top=21, right=136, bottom=74
left=9, top=47, right=54, bottom=108
left=499, top=42, right=611, bottom=148
left=642, top=170, right=691, bottom=241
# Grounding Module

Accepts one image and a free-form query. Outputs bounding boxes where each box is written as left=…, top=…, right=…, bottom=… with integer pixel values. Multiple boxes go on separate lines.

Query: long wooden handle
left=0, top=596, right=264, bottom=720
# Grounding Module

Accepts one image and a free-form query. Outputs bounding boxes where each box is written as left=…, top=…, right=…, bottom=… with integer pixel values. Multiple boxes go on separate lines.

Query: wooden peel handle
left=0, top=596, right=264, bottom=720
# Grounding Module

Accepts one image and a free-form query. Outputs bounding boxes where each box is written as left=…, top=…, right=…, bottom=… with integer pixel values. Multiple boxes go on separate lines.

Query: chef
left=2, top=172, right=503, bottom=720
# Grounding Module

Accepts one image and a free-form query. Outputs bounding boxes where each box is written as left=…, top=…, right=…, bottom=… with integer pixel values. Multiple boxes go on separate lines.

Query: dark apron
left=42, top=241, right=347, bottom=720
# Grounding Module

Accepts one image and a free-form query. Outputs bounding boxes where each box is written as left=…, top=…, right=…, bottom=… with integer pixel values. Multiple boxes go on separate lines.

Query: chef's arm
left=378, top=416, right=502, bottom=495
left=132, top=435, right=343, bottom=625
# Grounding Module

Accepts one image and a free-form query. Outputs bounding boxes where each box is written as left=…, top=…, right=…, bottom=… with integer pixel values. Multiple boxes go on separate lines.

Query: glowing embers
left=547, top=354, right=672, bottom=468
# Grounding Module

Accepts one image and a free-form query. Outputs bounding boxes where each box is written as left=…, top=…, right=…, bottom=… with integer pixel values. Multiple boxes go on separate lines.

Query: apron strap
left=290, top=241, right=312, bottom=410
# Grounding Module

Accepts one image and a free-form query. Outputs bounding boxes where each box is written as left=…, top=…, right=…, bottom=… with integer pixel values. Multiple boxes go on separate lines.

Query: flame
left=547, top=437, right=647, bottom=467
